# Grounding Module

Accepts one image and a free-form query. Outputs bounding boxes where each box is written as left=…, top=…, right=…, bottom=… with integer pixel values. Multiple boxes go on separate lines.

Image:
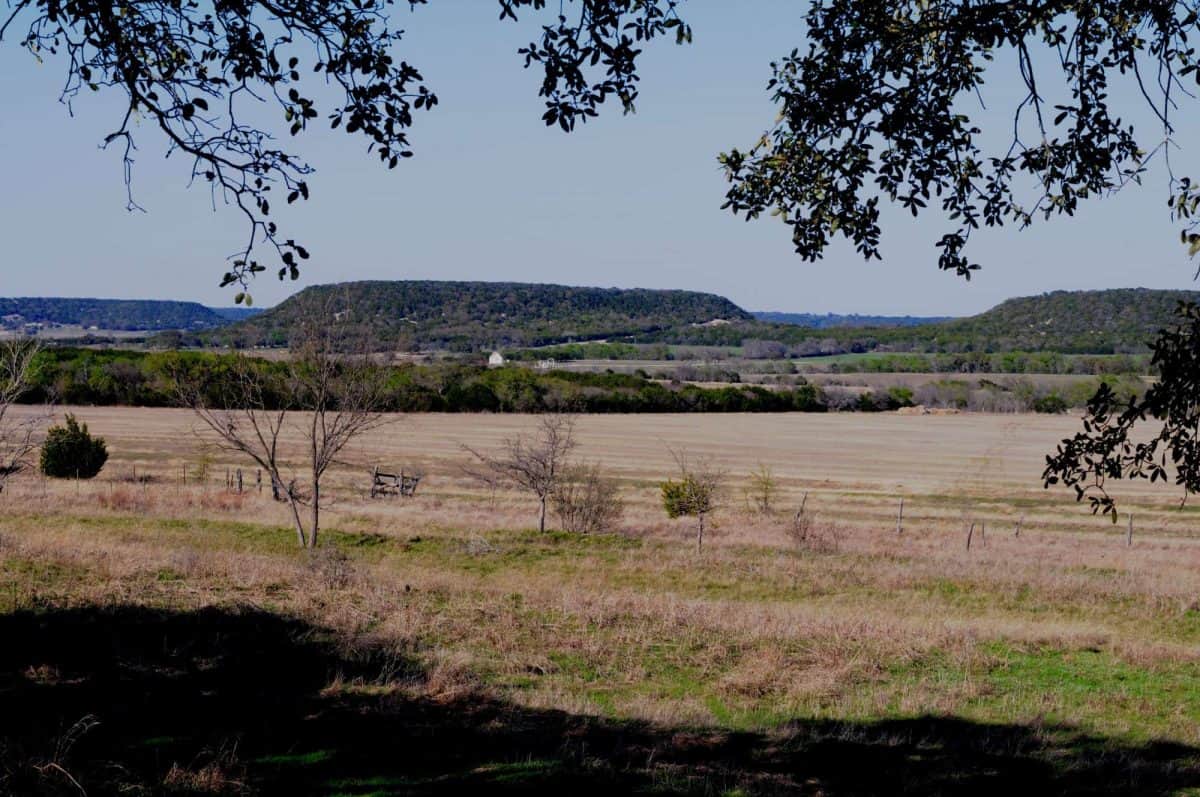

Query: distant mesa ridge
left=3, top=284, right=1198, bottom=355
left=0, top=297, right=260, bottom=332
left=196, top=282, right=1200, bottom=354
left=209, top=280, right=754, bottom=350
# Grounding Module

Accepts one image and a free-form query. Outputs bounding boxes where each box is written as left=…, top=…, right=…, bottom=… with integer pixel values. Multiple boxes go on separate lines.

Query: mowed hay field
left=4, top=406, right=1200, bottom=795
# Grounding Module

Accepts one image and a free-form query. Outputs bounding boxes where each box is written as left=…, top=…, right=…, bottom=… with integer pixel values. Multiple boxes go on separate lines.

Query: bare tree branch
left=462, top=414, right=577, bottom=532
left=168, top=302, right=390, bottom=548
left=0, top=338, right=50, bottom=493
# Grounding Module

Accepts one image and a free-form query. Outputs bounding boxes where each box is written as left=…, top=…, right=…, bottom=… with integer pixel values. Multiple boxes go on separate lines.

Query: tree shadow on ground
left=1, top=605, right=1198, bottom=795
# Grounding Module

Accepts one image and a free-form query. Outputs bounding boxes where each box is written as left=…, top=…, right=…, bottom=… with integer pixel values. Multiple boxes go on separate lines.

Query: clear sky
left=2, top=2, right=1198, bottom=314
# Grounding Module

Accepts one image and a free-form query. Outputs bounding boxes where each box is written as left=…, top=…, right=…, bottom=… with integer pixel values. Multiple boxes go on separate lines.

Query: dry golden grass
left=4, top=406, right=1200, bottom=793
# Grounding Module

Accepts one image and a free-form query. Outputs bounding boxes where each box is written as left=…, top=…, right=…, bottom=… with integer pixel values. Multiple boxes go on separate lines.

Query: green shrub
left=1033, top=393, right=1069, bottom=414
left=660, top=478, right=695, bottom=519
left=40, top=414, right=108, bottom=479
left=661, top=473, right=719, bottom=520
left=887, top=386, right=915, bottom=407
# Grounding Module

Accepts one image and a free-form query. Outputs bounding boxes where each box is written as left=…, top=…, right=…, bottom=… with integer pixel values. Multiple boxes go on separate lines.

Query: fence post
left=1015, top=515, right=1022, bottom=538
left=896, top=498, right=904, bottom=535
left=236, top=468, right=243, bottom=494
left=965, top=522, right=975, bottom=551
left=1127, top=514, right=1134, bottom=547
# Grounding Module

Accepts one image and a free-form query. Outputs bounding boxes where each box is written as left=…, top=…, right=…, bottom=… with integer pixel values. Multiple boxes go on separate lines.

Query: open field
left=0, top=325, right=148, bottom=340
left=4, top=407, right=1200, bottom=794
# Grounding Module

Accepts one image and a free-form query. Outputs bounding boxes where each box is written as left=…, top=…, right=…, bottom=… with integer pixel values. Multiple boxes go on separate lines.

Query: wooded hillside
left=207, top=281, right=752, bottom=350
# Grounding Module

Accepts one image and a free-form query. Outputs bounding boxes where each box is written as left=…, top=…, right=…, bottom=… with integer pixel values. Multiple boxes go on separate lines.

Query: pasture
left=4, top=407, right=1200, bottom=794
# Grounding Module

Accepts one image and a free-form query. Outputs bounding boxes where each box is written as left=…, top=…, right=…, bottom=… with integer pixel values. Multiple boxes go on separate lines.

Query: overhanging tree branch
left=3, top=0, right=690, bottom=298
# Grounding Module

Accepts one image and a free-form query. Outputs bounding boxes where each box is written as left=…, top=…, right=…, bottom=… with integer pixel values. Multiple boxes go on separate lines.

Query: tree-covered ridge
left=0, top=298, right=229, bottom=331
left=212, top=281, right=752, bottom=350
left=640, top=289, right=1200, bottom=355
left=12, top=286, right=1195, bottom=355
left=927, top=289, right=1200, bottom=353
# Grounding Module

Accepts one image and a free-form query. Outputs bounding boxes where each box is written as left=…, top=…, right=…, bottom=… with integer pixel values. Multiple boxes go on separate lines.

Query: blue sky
left=1, top=2, right=1197, bottom=314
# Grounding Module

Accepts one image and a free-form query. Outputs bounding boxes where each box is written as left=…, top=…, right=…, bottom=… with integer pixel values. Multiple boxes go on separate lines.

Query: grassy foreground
left=3, top=481, right=1200, bottom=795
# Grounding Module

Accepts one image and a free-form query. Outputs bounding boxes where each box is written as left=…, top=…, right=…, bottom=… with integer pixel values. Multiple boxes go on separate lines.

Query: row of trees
left=18, top=348, right=825, bottom=414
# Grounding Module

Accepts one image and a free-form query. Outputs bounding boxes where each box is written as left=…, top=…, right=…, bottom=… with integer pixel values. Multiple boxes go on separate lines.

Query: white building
left=487, top=351, right=506, bottom=367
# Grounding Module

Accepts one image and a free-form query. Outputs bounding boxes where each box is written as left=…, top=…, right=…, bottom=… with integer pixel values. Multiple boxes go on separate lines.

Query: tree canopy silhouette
left=0, top=0, right=689, bottom=299
left=1044, top=301, right=1200, bottom=518
left=7, top=1, right=1200, bottom=287
left=720, top=1, right=1200, bottom=276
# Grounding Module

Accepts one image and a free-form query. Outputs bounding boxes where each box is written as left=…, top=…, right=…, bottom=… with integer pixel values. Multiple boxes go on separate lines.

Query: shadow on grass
left=1, top=605, right=1198, bottom=795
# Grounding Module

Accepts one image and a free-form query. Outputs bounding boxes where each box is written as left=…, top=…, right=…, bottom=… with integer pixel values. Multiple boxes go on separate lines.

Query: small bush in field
left=552, top=462, right=623, bottom=534
left=40, top=414, right=108, bottom=479
left=744, top=463, right=777, bottom=514
left=661, top=448, right=725, bottom=552
left=1033, top=393, right=1069, bottom=414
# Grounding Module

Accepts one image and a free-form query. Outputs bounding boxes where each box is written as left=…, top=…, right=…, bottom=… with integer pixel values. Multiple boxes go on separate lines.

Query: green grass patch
left=972, top=643, right=1200, bottom=742
left=255, top=749, right=337, bottom=766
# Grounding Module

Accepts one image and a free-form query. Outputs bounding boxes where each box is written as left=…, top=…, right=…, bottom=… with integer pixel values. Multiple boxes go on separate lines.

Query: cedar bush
left=40, top=414, right=108, bottom=479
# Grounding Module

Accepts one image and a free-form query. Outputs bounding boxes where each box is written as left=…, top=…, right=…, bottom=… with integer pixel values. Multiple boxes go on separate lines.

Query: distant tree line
left=809, top=352, right=1150, bottom=376
left=506, top=342, right=660, bottom=362
left=17, top=348, right=1147, bottom=416
left=17, top=349, right=825, bottom=414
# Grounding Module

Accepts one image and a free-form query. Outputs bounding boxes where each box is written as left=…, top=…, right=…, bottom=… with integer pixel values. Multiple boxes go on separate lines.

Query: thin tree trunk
left=539, top=495, right=547, bottom=533
left=697, top=514, right=705, bottom=553
left=286, top=494, right=307, bottom=548
left=310, top=477, right=320, bottom=548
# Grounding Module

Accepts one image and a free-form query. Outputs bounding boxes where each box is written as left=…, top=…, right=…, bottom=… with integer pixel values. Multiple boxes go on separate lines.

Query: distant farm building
left=488, top=351, right=506, bottom=367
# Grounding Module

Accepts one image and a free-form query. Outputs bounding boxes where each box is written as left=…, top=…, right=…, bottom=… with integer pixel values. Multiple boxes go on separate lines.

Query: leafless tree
left=288, top=319, right=391, bottom=545
left=0, top=339, right=48, bottom=494
left=173, top=316, right=390, bottom=548
left=463, top=414, right=577, bottom=532
left=172, top=350, right=299, bottom=539
left=660, top=445, right=726, bottom=553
